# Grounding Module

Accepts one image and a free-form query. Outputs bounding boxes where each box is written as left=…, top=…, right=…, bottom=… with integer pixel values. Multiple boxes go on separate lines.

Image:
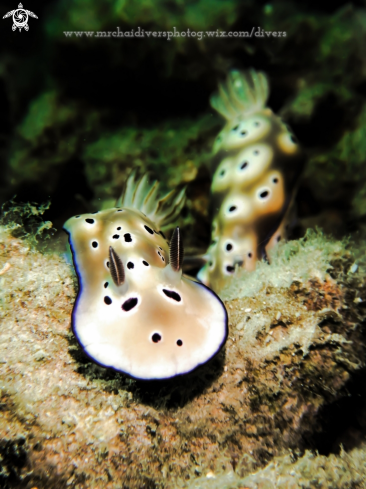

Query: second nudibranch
left=64, top=173, right=228, bottom=381
left=197, top=69, right=305, bottom=292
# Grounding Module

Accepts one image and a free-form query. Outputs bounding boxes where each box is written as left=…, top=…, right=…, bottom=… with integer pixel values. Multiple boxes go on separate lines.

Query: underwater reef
left=2, top=0, right=366, bottom=487
left=1, top=221, right=366, bottom=488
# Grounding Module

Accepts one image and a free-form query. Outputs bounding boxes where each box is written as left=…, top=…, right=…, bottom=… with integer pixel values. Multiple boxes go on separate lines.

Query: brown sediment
left=1, top=226, right=366, bottom=488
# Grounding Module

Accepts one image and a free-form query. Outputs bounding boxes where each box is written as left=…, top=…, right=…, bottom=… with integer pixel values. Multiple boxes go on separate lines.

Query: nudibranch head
left=64, top=173, right=228, bottom=380
left=198, top=69, right=305, bottom=292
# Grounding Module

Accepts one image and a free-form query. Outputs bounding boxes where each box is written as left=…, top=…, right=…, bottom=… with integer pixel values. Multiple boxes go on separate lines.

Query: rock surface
left=1, top=226, right=366, bottom=488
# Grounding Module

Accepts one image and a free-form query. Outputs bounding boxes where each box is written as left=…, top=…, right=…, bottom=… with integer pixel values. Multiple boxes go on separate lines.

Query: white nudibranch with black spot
left=63, top=173, right=228, bottom=380
left=197, top=69, right=305, bottom=292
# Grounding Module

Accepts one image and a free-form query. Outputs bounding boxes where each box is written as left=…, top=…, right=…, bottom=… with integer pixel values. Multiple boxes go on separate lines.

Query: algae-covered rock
left=82, top=114, right=219, bottom=204
left=1, top=222, right=366, bottom=488
left=187, top=447, right=366, bottom=489
left=6, top=91, right=101, bottom=195
left=303, top=104, right=366, bottom=221
left=4, top=1, right=366, bottom=237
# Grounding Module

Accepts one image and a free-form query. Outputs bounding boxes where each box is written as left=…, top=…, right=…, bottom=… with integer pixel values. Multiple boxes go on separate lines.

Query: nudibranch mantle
left=198, top=69, right=305, bottom=292
left=64, top=174, right=228, bottom=380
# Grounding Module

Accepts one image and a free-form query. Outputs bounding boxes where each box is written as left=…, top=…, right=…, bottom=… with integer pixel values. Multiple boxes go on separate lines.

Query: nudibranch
left=197, top=69, right=305, bottom=292
left=63, top=173, right=228, bottom=380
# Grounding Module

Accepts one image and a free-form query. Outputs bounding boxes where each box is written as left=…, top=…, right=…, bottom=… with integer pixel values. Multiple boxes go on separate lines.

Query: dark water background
left=2, top=0, right=366, bottom=248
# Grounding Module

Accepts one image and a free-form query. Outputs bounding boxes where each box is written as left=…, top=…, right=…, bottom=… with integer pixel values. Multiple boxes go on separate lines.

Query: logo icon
left=3, top=3, right=38, bottom=31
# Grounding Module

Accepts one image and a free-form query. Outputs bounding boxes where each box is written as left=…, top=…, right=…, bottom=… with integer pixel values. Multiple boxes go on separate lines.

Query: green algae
left=305, top=104, right=366, bottom=219
left=82, top=114, right=218, bottom=206
left=46, top=0, right=242, bottom=37
left=0, top=200, right=55, bottom=249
